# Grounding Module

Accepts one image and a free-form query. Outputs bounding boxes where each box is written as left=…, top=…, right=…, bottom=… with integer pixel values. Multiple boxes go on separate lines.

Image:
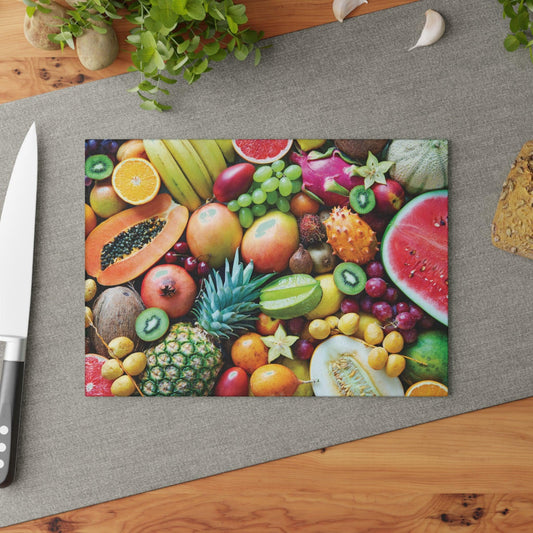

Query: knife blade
left=0, top=123, right=38, bottom=488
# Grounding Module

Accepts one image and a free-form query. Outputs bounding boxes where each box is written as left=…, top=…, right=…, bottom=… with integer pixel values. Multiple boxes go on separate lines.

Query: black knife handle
left=0, top=360, right=25, bottom=488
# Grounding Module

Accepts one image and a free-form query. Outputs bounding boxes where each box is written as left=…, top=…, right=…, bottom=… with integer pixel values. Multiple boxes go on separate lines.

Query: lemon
left=305, top=274, right=343, bottom=320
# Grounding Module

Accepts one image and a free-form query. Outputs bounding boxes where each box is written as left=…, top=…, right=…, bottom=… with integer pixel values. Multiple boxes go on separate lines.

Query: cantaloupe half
left=310, top=336, right=404, bottom=397
left=85, top=193, right=188, bottom=286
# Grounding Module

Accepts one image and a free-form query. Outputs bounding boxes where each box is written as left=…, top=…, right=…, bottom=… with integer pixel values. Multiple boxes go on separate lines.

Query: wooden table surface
left=3, top=1, right=533, bottom=531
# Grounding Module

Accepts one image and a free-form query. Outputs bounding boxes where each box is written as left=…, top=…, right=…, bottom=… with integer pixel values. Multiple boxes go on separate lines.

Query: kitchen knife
left=0, top=123, right=38, bottom=488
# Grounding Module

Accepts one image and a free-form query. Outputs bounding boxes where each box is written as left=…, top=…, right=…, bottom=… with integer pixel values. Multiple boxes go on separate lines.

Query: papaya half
left=86, top=193, right=188, bottom=286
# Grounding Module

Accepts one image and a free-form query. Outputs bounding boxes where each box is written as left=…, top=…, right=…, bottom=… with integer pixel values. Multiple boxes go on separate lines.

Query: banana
left=163, top=139, right=213, bottom=200
left=189, top=140, right=227, bottom=184
left=215, top=139, right=236, bottom=163
left=143, top=139, right=201, bottom=211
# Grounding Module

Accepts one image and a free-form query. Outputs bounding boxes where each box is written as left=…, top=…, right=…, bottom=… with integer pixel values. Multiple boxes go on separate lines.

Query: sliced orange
left=112, top=158, right=160, bottom=205
left=405, top=380, right=448, bottom=397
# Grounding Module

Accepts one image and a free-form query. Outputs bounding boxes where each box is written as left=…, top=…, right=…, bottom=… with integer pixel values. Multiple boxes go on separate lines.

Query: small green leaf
left=226, top=15, right=238, bottom=34
left=254, top=47, right=261, bottom=66
left=504, top=3, right=517, bottom=17
left=188, top=35, right=200, bottom=52
left=515, top=31, right=529, bottom=44
left=186, top=0, right=206, bottom=21
left=193, top=57, right=209, bottom=74
left=26, top=6, right=36, bottom=16
left=234, top=45, right=249, bottom=61
left=241, top=29, right=261, bottom=44
left=127, top=34, right=141, bottom=45
left=210, top=48, right=228, bottom=62
left=92, top=25, right=108, bottom=35
left=157, top=74, right=177, bottom=85
left=177, top=39, right=190, bottom=53
left=527, top=0, right=533, bottom=11
left=504, top=34, right=521, bottom=51
left=140, top=100, right=158, bottom=111
left=141, top=30, right=157, bottom=51
left=203, top=41, right=220, bottom=55
left=36, top=3, right=51, bottom=13
left=510, top=9, right=530, bottom=31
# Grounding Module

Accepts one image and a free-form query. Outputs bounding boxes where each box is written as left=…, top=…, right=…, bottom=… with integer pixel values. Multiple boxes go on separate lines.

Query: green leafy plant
left=24, top=0, right=265, bottom=111
left=499, top=0, right=533, bottom=62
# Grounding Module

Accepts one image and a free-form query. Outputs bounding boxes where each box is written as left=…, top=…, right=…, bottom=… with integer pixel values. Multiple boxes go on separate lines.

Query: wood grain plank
left=0, top=0, right=419, bottom=103
left=4, top=398, right=533, bottom=531
left=8, top=493, right=533, bottom=532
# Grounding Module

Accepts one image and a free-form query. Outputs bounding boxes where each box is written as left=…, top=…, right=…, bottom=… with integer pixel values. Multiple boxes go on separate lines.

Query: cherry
left=173, top=242, right=190, bottom=254
left=184, top=256, right=198, bottom=273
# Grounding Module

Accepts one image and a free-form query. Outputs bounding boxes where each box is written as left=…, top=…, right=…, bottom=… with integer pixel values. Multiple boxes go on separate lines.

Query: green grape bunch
left=24, top=0, right=267, bottom=111
left=228, top=160, right=303, bottom=229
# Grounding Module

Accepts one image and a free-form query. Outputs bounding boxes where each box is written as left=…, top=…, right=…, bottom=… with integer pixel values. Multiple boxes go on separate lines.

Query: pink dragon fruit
left=290, top=147, right=364, bottom=207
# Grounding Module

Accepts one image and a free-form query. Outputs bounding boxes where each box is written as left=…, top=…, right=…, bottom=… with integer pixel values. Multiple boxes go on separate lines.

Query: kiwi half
left=333, top=262, right=367, bottom=295
left=135, top=308, right=169, bottom=342
left=349, top=185, right=376, bottom=215
left=85, top=154, right=114, bottom=180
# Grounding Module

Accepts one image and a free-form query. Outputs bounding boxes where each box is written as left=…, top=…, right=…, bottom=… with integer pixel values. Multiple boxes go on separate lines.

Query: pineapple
left=139, top=251, right=272, bottom=396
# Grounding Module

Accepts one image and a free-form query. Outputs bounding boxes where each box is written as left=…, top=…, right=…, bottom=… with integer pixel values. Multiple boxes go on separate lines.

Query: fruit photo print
left=85, top=139, right=449, bottom=398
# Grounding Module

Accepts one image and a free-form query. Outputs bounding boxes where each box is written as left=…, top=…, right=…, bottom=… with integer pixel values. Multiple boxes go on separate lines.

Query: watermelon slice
left=85, top=354, right=113, bottom=397
left=382, top=190, right=448, bottom=326
left=232, top=139, right=293, bottom=164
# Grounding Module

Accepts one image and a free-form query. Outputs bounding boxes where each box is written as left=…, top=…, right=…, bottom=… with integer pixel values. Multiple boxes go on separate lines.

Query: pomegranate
left=141, top=265, right=197, bottom=319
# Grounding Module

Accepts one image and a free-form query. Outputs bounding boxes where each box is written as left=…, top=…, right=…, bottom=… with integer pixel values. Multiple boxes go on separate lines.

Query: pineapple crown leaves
left=353, top=151, right=395, bottom=189
left=192, top=249, right=273, bottom=339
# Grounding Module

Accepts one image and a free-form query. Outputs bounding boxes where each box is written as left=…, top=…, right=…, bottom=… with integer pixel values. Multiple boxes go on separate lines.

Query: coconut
left=89, top=287, right=145, bottom=356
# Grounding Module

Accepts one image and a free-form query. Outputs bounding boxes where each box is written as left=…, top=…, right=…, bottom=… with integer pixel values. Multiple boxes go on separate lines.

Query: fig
left=289, top=245, right=313, bottom=274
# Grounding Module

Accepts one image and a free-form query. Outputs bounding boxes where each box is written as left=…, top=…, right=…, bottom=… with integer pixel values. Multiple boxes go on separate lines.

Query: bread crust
left=491, top=141, right=533, bottom=260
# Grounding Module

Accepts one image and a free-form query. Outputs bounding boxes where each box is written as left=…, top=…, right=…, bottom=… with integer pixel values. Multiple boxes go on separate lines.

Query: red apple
left=372, top=179, right=405, bottom=214
left=255, top=312, right=283, bottom=336
left=214, top=367, right=249, bottom=396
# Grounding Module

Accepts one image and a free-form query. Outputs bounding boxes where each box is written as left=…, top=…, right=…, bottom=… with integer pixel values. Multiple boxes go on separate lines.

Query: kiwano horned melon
left=382, top=190, right=448, bottom=326
left=324, top=207, right=378, bottom=265
left=310, top=336, right=404, bottom=396
left=85, top=194, right=188, bottom=286
left=386, top=139, right=448, bottom=195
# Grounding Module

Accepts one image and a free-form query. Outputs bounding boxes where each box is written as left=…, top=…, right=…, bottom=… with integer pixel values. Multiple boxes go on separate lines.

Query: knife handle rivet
left=0, top=443, right=5, bottom=452
left=0, top=460, right=4, bottom=468
left=0, top=426, right=8, bottom=435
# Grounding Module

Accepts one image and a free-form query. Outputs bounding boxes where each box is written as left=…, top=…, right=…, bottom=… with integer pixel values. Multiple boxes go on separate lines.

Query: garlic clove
left=332, top=0, right=368, bottom=23
left=408, top=9, right=445, bottom=51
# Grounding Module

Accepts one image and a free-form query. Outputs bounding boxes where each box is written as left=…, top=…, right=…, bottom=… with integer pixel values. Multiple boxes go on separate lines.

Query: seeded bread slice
left=491, top=141, right=533, bottom=260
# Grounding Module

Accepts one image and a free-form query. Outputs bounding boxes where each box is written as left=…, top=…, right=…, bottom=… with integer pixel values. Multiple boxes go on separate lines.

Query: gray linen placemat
left=0, top=0, right=532, bottom=526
